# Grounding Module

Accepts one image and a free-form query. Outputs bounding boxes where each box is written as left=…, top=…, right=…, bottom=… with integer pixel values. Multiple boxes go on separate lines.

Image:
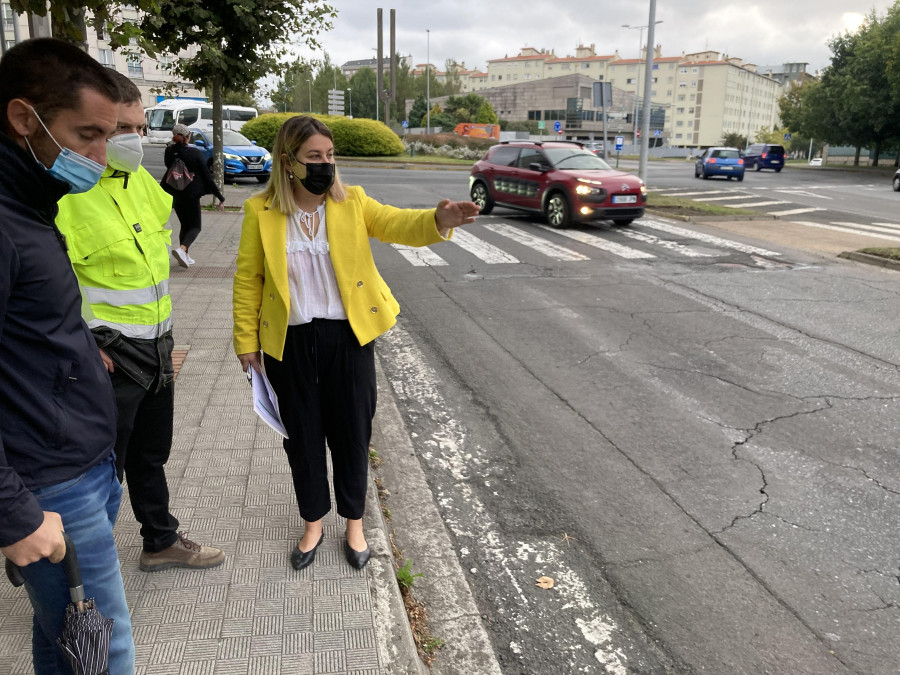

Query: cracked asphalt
left=366, top=202, right=900, bottom=672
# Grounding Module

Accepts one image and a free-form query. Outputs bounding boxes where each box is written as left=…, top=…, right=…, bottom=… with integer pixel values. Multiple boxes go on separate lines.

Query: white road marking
left=830, top=221, right=900, bottom=237
left=655, top=190, right=727, bottom=197
left=451, top=229, right=520, bottom=264
left=617, top=228, right=714, bottom=257
left=767, top=207, right=827, bottom=216
left=383, top=326, right=630, bottom=673
left=870, top=222, right=900, bottom=232
left=775, top=190, right=833, bottom=200
left=391, top=244, right=448, bottom=267
left=723, top=200, right=789, bottom=208
left=640, top=219, right=782, bottom=256
left=538, top=225, right=656, bottom=259
left=694, top=195, right=754, bottom=202
left=484, top=223, right=589, bottom=261
left=789, top=221, right=900, bottom=243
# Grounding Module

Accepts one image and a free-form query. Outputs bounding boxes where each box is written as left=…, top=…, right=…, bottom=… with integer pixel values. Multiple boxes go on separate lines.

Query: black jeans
left=264, top=319, right=376, bottom=522
left=172, top=197, right=202, bottom=249
left=110, top=370, right=179, bottom=552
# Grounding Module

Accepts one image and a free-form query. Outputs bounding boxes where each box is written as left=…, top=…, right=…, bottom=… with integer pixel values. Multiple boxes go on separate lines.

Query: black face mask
left=293, top=159, right=335, bottom=195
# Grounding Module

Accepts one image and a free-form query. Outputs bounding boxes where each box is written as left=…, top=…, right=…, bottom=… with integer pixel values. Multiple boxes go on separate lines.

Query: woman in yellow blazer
left=233, top=116, right=478, bottom=571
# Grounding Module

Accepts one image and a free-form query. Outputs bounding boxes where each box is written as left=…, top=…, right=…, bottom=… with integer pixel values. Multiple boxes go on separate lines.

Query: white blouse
left=285, top=204, right=348, bottom=325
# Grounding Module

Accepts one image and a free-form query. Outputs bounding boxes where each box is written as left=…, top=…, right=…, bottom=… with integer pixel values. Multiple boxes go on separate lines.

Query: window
left=516, top=148, right=542, bottom=169
left=666, top=90, right=672, bottom=97
left=582, top=63, right=590, bottom=69
left=491, top=75, right=496, bottom=81
left=688, top=107, right=694, bottom=114
left=677, top=94, right=686, bottom=101
left=178, top=108, right=200, bottom=126
left=676, top=107, right=684, bottom=114
left=692, top=67, right=698, bottom=73
left=675, top=133, right=683, bottom=139
left=679, top=67, right=687, bottom=74
left=158, top=55, right=174, bottom=70
left=690, top=81, right=697, bottom=88
left=652, top=77, right=658, bottom=84
left=626, top=78, right=636, bottom=84
left=678, top=82, right=687, bottom=88
left=96, top=26, right=110, bottom=41
left=528, top=110, right=542, bottom=120
left=488, top=146, right=519, bottom=167
left=126, top=54, right=143, bottom=76
left=676, top=120, right=684, bottom=127
left=687, top=120, right=694, bottom=127
left=98, top=49, right=115, bottom=68
left=525, top=74, right=530, bottom=80
left=562, top=63, right=570, bottom=70
left=525, top=61, right=531, bottom=68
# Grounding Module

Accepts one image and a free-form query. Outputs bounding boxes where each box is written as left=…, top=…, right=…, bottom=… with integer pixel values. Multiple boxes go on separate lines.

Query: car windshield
left=543, top=148, right=612, bottom=170
left=222, top=131, right=252, bottom=146
left=710, top=149, right=740, bottom=159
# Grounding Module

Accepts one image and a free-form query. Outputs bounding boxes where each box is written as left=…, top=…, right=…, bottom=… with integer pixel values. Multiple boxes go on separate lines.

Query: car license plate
left=720, top=166, right=733, bottom=170
left=613, top=195, right=637, bottom=204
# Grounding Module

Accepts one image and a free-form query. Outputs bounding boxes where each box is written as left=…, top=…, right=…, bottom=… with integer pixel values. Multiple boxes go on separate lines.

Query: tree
left=224, top=89, right=257, bottom=108
left=444, top=93, right=491, bottom=124
left=140, top=0, right=336, bottom=187
left=9, top=0, right=150, bottom=46
left=311, top=53, right=347, bottom=115
left=720, top=132, right=747, bottom=148
left=349, top=67, right=377, bottom=120
left=475, top=100, right=499, bottom=124
left=270, top=61, right=313, bottom=113
left=408, top=95, right=428, bottom=129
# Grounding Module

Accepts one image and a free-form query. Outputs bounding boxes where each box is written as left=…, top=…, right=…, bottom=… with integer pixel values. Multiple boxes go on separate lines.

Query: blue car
left=695, top=146, right=744, bottom=181
left=188, top=128, right=272, bottom=182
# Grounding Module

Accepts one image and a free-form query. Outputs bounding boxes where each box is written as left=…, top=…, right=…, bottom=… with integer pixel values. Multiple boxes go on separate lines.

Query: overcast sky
left=297, top=0, right=896, bottom=76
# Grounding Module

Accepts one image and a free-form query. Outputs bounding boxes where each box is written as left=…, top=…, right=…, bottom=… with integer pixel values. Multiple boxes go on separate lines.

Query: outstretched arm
left=434, top=198, right=480, bottom=237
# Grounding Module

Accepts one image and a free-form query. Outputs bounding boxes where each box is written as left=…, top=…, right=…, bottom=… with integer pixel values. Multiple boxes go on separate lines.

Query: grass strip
left=859, top=247, right=900, bottom=261
left=647, top=191, right=759, bottom=217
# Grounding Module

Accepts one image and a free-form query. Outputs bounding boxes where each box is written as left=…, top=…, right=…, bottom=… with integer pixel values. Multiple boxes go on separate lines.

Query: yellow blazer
left=233, top=185, right=449, bottom=360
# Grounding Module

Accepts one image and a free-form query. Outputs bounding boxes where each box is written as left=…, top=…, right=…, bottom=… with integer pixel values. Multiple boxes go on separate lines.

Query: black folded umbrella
left=5, top=533, right=113, bottom=675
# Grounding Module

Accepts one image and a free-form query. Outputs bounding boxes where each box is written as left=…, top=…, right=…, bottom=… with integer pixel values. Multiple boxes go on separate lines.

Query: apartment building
left=0, top=3, right=203, bottom=108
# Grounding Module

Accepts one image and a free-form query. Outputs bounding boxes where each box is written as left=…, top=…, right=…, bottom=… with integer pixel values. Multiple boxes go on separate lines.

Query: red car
left=469, top=141, right=646, bottom=228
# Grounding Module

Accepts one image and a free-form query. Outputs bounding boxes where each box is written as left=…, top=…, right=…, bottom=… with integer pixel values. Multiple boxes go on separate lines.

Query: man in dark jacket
left=163, top=122, right=225, bottom=267
left=0, top=39, right=135, bottom=673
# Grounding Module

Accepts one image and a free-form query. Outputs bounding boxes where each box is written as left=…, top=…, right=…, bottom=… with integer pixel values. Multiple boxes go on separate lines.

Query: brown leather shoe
left=139, top=533, right=225, bottom=572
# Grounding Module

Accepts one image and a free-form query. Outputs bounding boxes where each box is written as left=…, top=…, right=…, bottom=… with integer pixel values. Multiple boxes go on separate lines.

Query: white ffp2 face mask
left=106, top=133, right=144, bottom=174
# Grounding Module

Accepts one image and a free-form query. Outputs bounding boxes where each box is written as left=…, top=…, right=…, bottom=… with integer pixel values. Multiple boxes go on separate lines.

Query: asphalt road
left=337, top=166, right=900, bottom=674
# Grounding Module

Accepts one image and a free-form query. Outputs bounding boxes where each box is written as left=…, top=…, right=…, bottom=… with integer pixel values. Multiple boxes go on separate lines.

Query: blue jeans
left=20, top=454, right=135, bottom=675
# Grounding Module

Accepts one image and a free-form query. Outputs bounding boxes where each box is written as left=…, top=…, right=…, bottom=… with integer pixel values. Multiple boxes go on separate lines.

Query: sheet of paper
left=248, top=367, right=288, bottom=438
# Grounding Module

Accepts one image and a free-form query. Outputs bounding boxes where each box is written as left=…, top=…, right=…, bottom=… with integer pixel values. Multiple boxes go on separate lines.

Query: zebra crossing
left=388, top=216, right=782, bottom=268
left=654, top=186, right=900, bottom=241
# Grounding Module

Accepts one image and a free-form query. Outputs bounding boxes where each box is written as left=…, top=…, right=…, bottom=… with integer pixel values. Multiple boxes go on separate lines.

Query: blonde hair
left=261, top=115, right=347, bottom=214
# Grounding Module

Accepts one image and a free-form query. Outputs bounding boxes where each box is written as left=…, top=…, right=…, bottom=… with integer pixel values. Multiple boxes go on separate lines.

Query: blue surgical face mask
left=24, top=106, right=106, bottom=194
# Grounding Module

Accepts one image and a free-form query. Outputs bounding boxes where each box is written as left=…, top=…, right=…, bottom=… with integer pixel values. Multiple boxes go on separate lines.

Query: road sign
left=537, top=121, right=545, bottom=130
left=554, top=120, right=561, bottom=132
left=615, top=135, right=624, bottom=151
left=636, top=129, right=641, bottom=138
left=402, top=120, right=408, bottom=128
left=784, top=132, right=792, bottom=141
left=653, top=129, right=661, bottom=137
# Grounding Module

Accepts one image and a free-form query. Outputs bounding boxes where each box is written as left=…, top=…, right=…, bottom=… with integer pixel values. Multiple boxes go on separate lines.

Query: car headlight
left=575, top=185, right=596, bottom=195
left=263, top=152, right=272, bottom=161
left=224, top=153, right=242, bottom=161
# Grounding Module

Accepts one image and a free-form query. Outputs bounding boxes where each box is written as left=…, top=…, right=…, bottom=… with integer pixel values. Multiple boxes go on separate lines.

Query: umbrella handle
left=59, top=532, right=86, bottom=607
left=4, top=533, right=84, bottom=606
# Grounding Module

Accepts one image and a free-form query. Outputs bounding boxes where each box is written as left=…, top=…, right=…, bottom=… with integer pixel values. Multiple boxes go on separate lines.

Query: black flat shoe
left=290, top=533, right=324, bottom=571
left=344, top=539, right=371, bottom=569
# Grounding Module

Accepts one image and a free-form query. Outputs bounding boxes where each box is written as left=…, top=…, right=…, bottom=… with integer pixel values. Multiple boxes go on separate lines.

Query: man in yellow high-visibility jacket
left=56, top=71, right=224, bottom=573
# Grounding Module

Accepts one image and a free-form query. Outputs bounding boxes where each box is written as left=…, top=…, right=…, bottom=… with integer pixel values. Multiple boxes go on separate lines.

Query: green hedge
left=240, top=113, right=405, bottom=156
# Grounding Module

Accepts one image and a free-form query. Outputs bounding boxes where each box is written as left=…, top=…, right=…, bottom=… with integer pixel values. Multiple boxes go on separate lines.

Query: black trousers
left=172, top=197, right=202, bottom=249
left=264, top=319, right=376, bottom=522
left=110, top=370, right=179, bottom=552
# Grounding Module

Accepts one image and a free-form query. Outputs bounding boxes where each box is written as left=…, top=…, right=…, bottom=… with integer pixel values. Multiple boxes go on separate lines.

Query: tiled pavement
left=0, top=191, right=420, bottom=675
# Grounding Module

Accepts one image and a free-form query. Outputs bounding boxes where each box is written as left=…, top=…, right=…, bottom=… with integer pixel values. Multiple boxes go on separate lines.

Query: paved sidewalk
left=0, top=198, right=422, bottom=675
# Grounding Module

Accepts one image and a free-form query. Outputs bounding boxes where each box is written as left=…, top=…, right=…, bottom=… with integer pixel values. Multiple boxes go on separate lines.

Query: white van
left=144, top=99, right=258, bottom=144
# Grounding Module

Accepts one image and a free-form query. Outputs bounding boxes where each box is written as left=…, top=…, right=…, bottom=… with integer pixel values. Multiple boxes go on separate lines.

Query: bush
left=239, top=113, right=405, bottom=156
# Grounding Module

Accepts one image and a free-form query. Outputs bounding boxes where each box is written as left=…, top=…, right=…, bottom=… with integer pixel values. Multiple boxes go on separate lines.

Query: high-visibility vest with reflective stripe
left=56, top=166, right=174, bottom=340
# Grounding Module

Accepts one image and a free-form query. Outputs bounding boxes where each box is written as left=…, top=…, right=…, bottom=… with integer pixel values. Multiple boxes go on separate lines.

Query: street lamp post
left=371, top=48, right=379, bottom=122
left=623, top=14, right=662, bottom=183
left=306, top=78, right=312, bottom=113
left=348, top=88, right=352, bottom=118
left=426, top=29, right=430, bottom=134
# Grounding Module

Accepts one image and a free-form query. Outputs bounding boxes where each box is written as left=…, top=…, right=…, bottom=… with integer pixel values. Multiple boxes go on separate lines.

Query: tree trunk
left=212, top=76, right=224, bottom=193
left=872, top=141, right=880, bottom=167
left=853, top=146, right=861, bottom=167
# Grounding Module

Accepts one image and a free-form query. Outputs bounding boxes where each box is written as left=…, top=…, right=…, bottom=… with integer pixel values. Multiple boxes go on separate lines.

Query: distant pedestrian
left=0, top=38, right=134, bottom=674
left=232, top=115, right=478, bottom=571
left=57, top=71, right=225, bottom=574
left=162, top=122, right=224, bottom=267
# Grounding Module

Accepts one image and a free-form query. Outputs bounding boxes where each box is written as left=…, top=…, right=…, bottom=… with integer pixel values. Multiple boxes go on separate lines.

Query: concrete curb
left=838, top=250, right=900, bottom=271
left=370, top=355, right=504, bottom=675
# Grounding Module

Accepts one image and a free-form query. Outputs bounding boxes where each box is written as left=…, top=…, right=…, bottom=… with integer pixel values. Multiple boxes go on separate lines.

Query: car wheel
left=775, top=167, right=782, bottom=173
left=726, top=175, right=732, bottom=180
left=694, top=166, right=700, bottom=178
left=893, top=175, right=900, bottom=192
left=545, top=192, right=571, bottom=229
left=611, top=219, right=634, bottom=227
left=701, top=166, right=709, bottom=179
left=256, top=176, right=268, bottom=183
left=470, top=180, right=494, bottom=215
left=737, top=174, right=744, bottom=182
left=755, top=163, right=762, bottom=172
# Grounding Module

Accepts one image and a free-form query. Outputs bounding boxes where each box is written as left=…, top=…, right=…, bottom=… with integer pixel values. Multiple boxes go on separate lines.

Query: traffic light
left=626, top=113, right=633, bottom=124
